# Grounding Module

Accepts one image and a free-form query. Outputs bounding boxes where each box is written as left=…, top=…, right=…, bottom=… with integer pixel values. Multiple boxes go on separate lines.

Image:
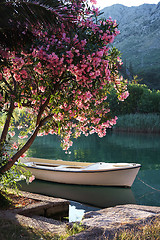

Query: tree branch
left=36, top=82, right=60, bottom=126
left=0, top=100, right=14, bottom=144
left=0, top=111, right=56, bottom=174
left=1, top=77, right=13, bottom=93
left=36, top=95, right=51, bottom=126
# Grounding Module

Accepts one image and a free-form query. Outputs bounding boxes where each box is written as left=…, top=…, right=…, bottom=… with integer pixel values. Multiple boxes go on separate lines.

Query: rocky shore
left=1, top=191, right=160, bottom=239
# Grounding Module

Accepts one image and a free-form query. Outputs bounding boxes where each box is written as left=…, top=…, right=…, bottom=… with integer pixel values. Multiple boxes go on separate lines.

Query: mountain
left=101, top=2, right=160, bottom=89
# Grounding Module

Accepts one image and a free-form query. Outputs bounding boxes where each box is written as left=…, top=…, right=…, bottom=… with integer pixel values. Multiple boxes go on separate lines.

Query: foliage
left=114, top=217, right=160, bottom=240
left=0, top=161, right=33, bottom=192
left=114, top=113, right=160, bottom=133
left=138, top=65, right=160, bottom=90
left=108, top=78, right=160, bottom=115
left=66, top=222, right=85, bottom=236
left=0, top=133, right=33, bottom=190
left=0, top=0, right=129, bottom=177
left=59, top=223, right=85, bottom=239
left=0, top=0, right=68, bottom=51
left=138, top=89, right=160, bottom=113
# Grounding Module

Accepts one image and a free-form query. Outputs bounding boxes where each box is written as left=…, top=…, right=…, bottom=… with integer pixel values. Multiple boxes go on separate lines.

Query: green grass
left=0, top=219, right=60, bottom=240
left=0, top=218, right=160, bottom=240
left=114, top=113, right=160, bottom=133
left=61, top=222, right=85, bottom=239
left=0, top=219, right=85, bottom=240
left=113, top=217, right=160, bottom=240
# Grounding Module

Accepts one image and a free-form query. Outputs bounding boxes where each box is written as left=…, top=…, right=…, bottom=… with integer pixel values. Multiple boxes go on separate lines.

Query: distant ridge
left=101, top=2, right=160, bottom=89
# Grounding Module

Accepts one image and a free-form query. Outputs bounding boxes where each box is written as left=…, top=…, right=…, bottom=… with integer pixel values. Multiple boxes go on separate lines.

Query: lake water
left=20, top=131, right=160, bottom=222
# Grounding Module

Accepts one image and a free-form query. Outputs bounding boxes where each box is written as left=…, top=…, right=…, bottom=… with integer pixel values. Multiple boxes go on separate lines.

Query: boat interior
left=22, top=159, right=140, bottom=171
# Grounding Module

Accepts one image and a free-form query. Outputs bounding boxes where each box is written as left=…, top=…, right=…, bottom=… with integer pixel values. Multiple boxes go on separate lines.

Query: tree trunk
left=0, top=96, right=52, bottom=175
left=0, top=101, right=14, bottom=144
left=0, top=113, right=53, bottom=175
left=0, top=124, right=40, bottom=174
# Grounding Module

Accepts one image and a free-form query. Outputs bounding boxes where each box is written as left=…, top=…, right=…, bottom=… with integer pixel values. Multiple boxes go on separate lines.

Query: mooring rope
left=137, top=177, right=160, bottom=192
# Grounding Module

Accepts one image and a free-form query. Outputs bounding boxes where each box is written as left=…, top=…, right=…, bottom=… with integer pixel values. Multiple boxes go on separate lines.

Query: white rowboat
left=20, top=157, right=141, bottom=187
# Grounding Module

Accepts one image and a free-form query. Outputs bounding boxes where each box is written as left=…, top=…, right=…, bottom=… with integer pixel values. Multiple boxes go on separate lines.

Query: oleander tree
left=0, top=0, right=129, bottom=179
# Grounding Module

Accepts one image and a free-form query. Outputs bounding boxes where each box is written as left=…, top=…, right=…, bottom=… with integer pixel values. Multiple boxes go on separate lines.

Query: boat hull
left=22, top=159, right=141, bottom=187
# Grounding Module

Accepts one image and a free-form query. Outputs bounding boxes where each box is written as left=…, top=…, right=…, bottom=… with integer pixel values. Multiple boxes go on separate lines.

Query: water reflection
left=20, top=180, right=136, bottom=222
left=20, top=180, right=136, bottom=208
left=133, top=169, right=160, bottom=206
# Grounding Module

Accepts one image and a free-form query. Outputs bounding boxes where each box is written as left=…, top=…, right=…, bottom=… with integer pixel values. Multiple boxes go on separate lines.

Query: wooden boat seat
left=32, top=162, right=86, bottom=170
left=33, top=162, right=61, bottom=168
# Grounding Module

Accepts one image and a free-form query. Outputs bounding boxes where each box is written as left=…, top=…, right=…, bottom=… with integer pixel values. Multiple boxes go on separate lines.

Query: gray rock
left=67, top=204, right=160, bottom=239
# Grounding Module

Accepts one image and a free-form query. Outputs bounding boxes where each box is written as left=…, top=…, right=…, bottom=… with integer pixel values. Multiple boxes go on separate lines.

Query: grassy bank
left=113, top=113, right=160, bottom=133
left=114, top=217, right=160, bottom=240
left=0, top=217, right=160, bottom=240
left=0, top=219, right=60, bottom=240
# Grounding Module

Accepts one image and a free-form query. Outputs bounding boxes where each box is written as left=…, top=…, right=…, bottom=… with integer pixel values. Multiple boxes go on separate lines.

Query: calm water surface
left=20, top=132, right=160, bottom=221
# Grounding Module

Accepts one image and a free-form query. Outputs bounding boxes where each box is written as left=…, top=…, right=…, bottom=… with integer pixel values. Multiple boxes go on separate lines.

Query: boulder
left=67, top=204, right=160, bottom=239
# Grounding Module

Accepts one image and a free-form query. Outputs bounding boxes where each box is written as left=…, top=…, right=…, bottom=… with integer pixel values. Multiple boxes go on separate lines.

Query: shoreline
left=1, top=190, right=160, bottom=239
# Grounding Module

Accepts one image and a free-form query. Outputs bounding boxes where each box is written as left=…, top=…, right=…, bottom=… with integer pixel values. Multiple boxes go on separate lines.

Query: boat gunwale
left=24, top=163, right=141, bottom=173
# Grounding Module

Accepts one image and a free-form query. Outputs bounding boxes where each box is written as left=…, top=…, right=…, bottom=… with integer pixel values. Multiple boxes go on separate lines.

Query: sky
left=96, top=0, right=159, bottom=9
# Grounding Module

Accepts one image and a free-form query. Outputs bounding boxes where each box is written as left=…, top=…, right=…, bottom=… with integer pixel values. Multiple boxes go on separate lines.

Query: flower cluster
left=0, top=0, right=129, bottom=154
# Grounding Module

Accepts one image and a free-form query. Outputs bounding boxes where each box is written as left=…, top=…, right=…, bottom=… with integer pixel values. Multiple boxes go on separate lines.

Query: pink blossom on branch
left=90, top=0, right=97, bottom=4
left=118, top=91, right=129, bottom=101
left=28, top=175, right=35, bottom=183
left=8, top=131, right=15, bottom=137
left=20, top=153, right=27, bottom=158
left=12, top=142, right=18, bottom=150
left=18, top=135, right=28, bottom=139
left=0, top=0, right=129, bottom=158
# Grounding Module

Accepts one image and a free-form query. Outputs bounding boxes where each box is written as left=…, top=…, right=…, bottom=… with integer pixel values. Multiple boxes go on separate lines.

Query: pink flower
left=81, top=39, right=87, bottom=47
left=85, top=91, right=92, bottom=102
left=37, top=132, right=44, bottom=136
left=90, top=0, right=97, bottom=4
left=39, top=86, right=45, bottom=92
left=93, top=7, right=99, bottom=16
left=12, top=142, right=18, bottom=150
left=118, top=91, right=129, bottom=101
left=31, top=100, right=36, bottom=104
left=20, top=153, right=26, bottom=158
left=0, top=94, right=3, bottom=101
left=29, top=175, right=35, bottom=183
left=14, top=102, right=18, bottom=107
left=97, top=51, right=104, bottom=57
left=21, top=70, right=28, bottom=79
left=49, top=129, right=55, bottom=134
left=18, top=135, right=28, bottom=139
left=8, top=131, right=15, bottom=137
